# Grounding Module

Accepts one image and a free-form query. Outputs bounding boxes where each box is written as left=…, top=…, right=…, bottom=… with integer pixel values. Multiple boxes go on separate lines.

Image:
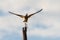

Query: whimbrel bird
left=9, top=9, right=43, bottom=22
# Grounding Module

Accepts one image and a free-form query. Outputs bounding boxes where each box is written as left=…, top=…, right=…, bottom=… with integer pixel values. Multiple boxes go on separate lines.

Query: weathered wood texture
left=22, top=26, right=27, bottom=40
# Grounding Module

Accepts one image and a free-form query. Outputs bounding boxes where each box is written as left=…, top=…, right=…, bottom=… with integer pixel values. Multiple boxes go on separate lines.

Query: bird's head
left=26, top=13, right=28, bottom=16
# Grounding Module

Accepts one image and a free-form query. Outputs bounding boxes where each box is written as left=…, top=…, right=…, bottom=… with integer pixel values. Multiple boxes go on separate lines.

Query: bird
left=9, top=9, right=43, bottom=22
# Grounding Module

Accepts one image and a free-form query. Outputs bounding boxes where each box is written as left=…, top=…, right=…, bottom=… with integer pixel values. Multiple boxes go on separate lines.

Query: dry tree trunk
left=22, top=23, right=27, bottom=40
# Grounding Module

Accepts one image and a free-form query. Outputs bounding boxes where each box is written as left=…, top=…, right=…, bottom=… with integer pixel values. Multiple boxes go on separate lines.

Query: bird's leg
left=23, top=22, right=27, bottom=27
left=25, top=22, right=27, bottom=27
left=25, top=22, right=27, bottom=32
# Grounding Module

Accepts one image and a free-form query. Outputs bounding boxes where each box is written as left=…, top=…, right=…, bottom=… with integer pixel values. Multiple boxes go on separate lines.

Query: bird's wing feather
left=28, top=9, right=43, bottom=18
left=9, top=11, right=24, bottom=18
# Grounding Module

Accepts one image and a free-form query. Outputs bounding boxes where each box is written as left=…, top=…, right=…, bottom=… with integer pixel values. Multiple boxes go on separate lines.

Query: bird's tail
left=23, top=20, right=26, bottom=22
left=23, top=20, right=27, bottom=22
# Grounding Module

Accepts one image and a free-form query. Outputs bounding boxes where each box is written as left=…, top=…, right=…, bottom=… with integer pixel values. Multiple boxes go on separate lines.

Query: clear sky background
left=0, top=0, right=60, bottom=40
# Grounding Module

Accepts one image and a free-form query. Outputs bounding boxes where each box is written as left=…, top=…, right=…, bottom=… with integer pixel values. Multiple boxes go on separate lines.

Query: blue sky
left=0, top=0, right=60, bottom=40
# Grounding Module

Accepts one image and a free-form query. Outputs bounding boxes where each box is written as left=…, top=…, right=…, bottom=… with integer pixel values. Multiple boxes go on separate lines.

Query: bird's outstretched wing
left=9, top=11, right=24, bottom=18
left=28, top=9, right=43, bottom=18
